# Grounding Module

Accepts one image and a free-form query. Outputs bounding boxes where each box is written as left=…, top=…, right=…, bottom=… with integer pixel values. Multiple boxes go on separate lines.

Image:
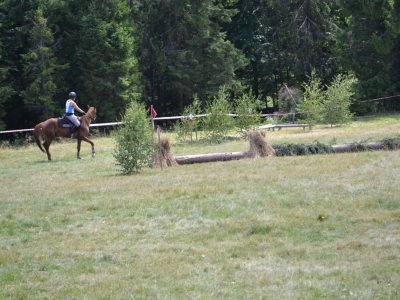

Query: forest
left=0, top=0, right=399, bottom=132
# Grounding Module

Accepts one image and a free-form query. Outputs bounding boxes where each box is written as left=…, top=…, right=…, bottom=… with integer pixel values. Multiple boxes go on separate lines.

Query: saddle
left=58, top=115, right=81, bottom=128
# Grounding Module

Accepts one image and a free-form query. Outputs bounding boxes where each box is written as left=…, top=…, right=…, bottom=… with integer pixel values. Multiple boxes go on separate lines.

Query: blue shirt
left=66, top=100, right=74, bottom=114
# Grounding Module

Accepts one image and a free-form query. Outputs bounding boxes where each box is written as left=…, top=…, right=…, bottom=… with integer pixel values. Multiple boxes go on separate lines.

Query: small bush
left=113, top=101, right=155, bottom=174
left=297, top=70, right=324, bottom=125
left=323, top=74, right=356, bottom=127
left=273, top=142, right=333, bottom=156
left=381, top=138, right=400, bottom=150
left=174, top=97, right=202, bottom=142
left=262, top=117, right=276, bottom=125
left=202, top=87, right=234, bottom=143
left=234, top=91, right=265, bottom=138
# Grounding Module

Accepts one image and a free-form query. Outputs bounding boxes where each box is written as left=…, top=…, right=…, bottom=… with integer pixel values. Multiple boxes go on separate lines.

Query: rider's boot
left=70, top=125, right=79, bottom=138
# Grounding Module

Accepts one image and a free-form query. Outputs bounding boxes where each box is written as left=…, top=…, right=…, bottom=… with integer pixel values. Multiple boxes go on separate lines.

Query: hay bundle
left=154, top=137, right=178, bottom=167
left=247, top=130, right=275, bottom=158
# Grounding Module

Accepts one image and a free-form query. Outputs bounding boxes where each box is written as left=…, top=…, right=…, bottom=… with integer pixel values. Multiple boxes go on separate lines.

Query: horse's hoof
left=92, top=154, right=95, bottom=158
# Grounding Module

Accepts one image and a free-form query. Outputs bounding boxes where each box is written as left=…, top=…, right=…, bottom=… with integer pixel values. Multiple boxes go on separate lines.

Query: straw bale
left=247, top=130, right=275, bottom=158
left=154, top=137, right=178, bottom=167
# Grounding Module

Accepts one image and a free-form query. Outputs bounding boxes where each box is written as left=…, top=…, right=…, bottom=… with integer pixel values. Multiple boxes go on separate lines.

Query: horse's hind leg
left=43, top=135, right=54, bottom=161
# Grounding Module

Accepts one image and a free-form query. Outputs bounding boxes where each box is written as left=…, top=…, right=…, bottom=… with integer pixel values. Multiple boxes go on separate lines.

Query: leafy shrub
left=262, top=117, right=276, bottom=125
left=234, top=91, right=265, bottom=138
left=174, top=97, right=202, bottom=142
left=202, top=87, right=234, bottom=143
left=297, top=71, right=357, bottom=127
left=113, top=101, right=154, bottom=174
left=273, top=142, right=333, bottom=156
left=382, top=138, right=400, bottom=150
left=323, top=74, right=357, bottom=127
left=297, top=70, right=324, bottom=125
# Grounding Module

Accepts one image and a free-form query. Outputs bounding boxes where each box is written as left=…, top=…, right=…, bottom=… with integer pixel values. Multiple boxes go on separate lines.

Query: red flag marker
left=151, top=107, right=157, bottom=118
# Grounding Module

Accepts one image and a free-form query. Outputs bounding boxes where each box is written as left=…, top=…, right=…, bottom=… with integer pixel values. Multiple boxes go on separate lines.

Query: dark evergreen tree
left=167, top=0, right=246, bottom=110
left=1, top=0, right=39, bottom=130
left=134, top=0, right=169, bottom=111
left=337, top=0, right=400, bottom=113
left=220, top=0, right=339, bottom=111
left=21, top=9, right=68, bottom=118
left=73, top=0, right=141, bottom=122
left=0, top=4, right=16, bottom=130
left=290, top=0, right=338, bottom=82
left=135, top=0, right=246, bottom=114
left=1, top=0, right=70, bottom=129
left=220, top=0, right=289, bottom=109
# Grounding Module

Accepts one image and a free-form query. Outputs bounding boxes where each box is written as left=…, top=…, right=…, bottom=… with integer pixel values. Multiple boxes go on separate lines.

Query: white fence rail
left=0, top=113, right=291, bottom=135
left=0, top=122, right=123, bottom=134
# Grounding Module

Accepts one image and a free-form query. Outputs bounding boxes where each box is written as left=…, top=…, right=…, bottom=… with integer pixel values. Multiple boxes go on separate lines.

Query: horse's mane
left=85, top=106, right=96, bottom=121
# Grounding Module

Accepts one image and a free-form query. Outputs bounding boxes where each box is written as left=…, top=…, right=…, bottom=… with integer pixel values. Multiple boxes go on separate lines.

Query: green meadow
left=1, top=114, right=400, bottom=299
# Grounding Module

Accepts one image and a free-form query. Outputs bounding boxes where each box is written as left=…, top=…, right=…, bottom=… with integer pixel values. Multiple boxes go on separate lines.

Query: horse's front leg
left=77, top=139, right=82, bottom=159
left=80, top=136, right=95, bottom=158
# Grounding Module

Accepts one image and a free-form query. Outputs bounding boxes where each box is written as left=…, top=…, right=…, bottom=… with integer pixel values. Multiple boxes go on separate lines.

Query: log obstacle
left=173, top=141, right=395, bottom=165
left=174, top=152, right=249, bottom=165
left=166, top=130, right=275, bottom=165
left=332, top=142, right=386, bottom=153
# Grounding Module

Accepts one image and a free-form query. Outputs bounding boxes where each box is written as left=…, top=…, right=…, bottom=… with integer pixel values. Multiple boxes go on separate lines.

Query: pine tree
left=135, top=0, right=246, bottom=113
left=220, top=0, right=339, bottom=110
left=0, top=6, right=15, bottom=130
left=337, top=0, right=400, bottom=112
left=290, top=0, right=337, bottom=81
left=113, top=101, right=154, bottom=174
left=74, top=0, right=140, bottom=122
left=20, top=9, right=68, bottom=118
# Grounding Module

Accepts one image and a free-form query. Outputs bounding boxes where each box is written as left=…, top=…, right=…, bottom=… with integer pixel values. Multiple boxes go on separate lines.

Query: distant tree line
left=0, top=0, right=399, bottom=132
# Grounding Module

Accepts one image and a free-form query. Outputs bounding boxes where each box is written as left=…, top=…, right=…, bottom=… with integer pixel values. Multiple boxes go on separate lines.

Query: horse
left=33, top=106, right=97, bottom=161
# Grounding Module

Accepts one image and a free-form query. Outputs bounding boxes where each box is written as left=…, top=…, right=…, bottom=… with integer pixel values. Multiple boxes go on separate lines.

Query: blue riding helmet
left=69, top=91, right=77, bottom=98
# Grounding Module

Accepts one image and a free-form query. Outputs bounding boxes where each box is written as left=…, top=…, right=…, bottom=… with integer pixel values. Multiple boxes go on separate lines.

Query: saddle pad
left=58, top=117, right=72, bottom=128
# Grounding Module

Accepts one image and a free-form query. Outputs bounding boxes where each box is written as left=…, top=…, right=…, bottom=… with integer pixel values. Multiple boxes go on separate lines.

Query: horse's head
left=87, top=105, right=97, bottom=121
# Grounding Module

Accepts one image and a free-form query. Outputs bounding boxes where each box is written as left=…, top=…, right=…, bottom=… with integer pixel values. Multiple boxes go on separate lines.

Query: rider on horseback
left=65, top=92, right=86, bottom=138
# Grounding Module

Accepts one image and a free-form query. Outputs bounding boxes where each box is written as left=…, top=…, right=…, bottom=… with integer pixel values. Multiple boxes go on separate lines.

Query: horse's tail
left=33, top=123, right=45, bottom=153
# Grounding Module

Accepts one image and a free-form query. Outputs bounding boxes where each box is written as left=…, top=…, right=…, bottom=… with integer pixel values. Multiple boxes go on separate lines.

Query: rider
left=65, top=92, right=86, bottom=138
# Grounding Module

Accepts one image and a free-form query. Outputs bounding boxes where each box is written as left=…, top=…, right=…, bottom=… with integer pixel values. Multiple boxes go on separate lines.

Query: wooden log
left=174, top=152, right=248, bottom=165
left=332, top=142, right=385, bottom=153
left=174, top=142, right=390, bottom=165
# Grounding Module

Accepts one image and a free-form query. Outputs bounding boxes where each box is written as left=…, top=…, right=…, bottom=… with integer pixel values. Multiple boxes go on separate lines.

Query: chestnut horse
left=33, top=106, right=97, bottom=161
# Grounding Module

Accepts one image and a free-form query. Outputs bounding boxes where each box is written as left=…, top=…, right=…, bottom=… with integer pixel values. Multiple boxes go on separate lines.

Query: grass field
left=1, top=114, right=400, bottom=299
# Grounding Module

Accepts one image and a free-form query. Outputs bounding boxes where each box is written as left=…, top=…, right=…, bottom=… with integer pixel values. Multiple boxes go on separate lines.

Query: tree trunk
left=174, top=152, right=249, bottom=165
left=332, top=142, right=386, bottom=153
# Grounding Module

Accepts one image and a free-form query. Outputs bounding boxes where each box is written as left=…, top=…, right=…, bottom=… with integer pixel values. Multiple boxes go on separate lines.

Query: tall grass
left=1, top=114, right=400, bottom=299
